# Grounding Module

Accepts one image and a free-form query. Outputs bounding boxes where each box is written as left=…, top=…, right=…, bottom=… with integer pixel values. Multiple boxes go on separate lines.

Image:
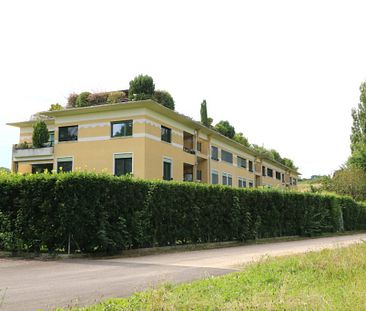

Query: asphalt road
left=1, top=233, right=365, bottom=311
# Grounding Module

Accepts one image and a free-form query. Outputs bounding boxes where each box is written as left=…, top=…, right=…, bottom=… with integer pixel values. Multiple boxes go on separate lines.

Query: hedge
left=0, top=172, right=365, bottom=254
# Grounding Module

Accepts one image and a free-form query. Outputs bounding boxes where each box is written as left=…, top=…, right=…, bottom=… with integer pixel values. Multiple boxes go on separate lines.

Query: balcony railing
left=13, top=144, right=54, bottom=160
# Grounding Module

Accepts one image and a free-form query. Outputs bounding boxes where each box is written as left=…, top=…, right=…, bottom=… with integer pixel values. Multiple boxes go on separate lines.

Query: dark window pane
left=221, top=150, right=233, bottom=163
left=248, top=161, right=253, bottom=172
left=212, top=172, right=218, bottom=184
left=262, top=166, right=266, bottom=176
left=163, top=161, right=172, bottom=180
left=111, top=120, right=133, bottom=137
left=57, top=161, right=72, bottom=173
left=161, top=126, right=172, bottom=143
left=59, top=126, right=78, bottom=142
left=267, top=168, right=273, bottom=177
left=211, top=146, right=219, bottom=161
left=238, top=157, right=247, bottom=168
left=115, top=158, right=132, bottom=176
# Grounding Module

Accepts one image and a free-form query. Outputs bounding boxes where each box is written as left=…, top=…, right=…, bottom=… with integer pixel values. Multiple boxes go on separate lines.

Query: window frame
left=58, top=125, right=78, bottom=142
left=211, top=169, right=219, bottom=184
left=238, top=177, right=247, bottom=188
left=211, top=146, right=219, bottom=161
left=113, top=152, right=133, bottom=176
left=248, top=160, right=254, bottom=172
left=237, top=156, right=247, bottom=169
left=57, top=156, right=73, bottom=173
left=163, top=157, right=173, bottom=181
left=221, top=149, right=233, bottom=164
left=275, top=171, right=281, bottom=180
left=222, top=172, right=232, bottom=186
left=111, top=120, right=133, bottom=138
left=267, top=168, right=274, bottom=178
left=161, top=126, right=172, bottom=143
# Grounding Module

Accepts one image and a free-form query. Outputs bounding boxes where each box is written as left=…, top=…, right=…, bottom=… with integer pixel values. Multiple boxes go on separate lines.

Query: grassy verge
left=66, top=242, right=366, bottom=310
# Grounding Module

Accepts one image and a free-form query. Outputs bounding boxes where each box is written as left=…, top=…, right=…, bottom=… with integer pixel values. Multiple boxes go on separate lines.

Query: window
left=249, top=181, right=254, bottom=188
left=238, top=177, right=247, bottom=188
left=57, top=157, right=73, bottom=173
left=197, top=142, right=202, bottom=152
left=48, top=131, right=55, bottom=146
left=221, top=150, right=233, bottom=164
left=197, top=169, right=202, bottom=181
left=59, top=126, right=78, bottom=142
left=293, top=178, right=297, bottom=186
left=211, top=146, right=219, bottom=161
left=276, top=171, right=281, bottom=180
left=281, top=173, right=285, bottom=183
left=248, top=160, right=253, bottom=172
left=237, top=156, right=247, bottom=168
left=161, top=126, right=172, bottom=143
left=211, top=170, right=219, bottom=184
left=114, top=153, right=133, bottom=176
left=111, top=120, right=133, bottom=137
left=163, top=157, right=172, bottom=180
left=222, top=173, right=232, bottom=186
left=289, top=176, right=293, bottom=184
left=267, top=168, right=273, bottom=178
left=262, top=166, right=266, bottom=176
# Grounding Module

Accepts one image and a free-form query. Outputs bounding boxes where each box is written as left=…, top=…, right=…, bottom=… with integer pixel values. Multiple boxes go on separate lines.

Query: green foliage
left=107, top=91, right=126, bottom=104
left=214, top=120, right=236, bottom=139
left=233, top=133, right=250, bottom=147
left=324, top=167, right=366, bottom=201
left=0, top=167, right=10, bottom=173
left=129, top=74, right=155, bottom=101
left=153, top=90, right=175, bottom=110
left=48, top=103, right=63, bottom=111
left=84, top=243, right=366, bottom=310
left=349, top=81, right=366, bottom=169
left=32, top=121, right=49, bottom=148
left=75, top=92, right=91, bottom=107
left=0, top=173, right=365, bottom=254
left=251, top=145, right=297, bottom=170
left=200, top=100, right=209, bottom=126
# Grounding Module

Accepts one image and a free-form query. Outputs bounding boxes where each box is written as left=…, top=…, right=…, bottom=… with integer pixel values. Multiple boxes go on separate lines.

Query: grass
left=65, top=242, right=366, bottom=311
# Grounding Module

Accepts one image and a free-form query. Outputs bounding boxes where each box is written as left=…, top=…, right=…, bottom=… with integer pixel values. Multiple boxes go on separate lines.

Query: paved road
left=1, top=233, right=365, bottom=311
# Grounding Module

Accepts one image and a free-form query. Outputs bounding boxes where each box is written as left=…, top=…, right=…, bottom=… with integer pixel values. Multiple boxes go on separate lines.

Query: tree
left=153, top=90, right=175, bottom=110
left=128, top=74, right=155, bottom=100
left=349, top=81, right=366, bottom=169
left=49, top=103, right=63, bottom=111
left=32, top=121, right=49, bottom=148
left=200, top=100, right=209, bottom=126
left=214, top=120, right=235, bottom=139
left=324, top=167, right=366, bottom=201
left=67, top=93, right=78, bottom=108
left=233, top=133, right=250, bottom=147
left=75, top=92, right=91, bottom=107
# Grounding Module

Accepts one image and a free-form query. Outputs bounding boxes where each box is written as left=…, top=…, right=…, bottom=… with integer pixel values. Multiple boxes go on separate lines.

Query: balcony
left=13, top=144, right=54, bottom=161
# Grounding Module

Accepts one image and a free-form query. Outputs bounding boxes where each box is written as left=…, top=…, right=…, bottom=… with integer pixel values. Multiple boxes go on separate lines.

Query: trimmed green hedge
left=0, top=172, right=365, bottom=253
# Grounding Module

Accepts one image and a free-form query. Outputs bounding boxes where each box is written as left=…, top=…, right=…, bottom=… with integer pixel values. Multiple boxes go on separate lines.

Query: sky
left=1, top=0, right=366, bottom=178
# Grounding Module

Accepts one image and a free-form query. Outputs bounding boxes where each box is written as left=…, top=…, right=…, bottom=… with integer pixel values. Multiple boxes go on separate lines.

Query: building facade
left=8, top=100, right=299, bottom=188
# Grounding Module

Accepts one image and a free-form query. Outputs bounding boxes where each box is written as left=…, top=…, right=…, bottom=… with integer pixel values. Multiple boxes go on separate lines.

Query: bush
left=75, top=92, right=91, bottom=107
left=129, top=75, right=155, bottom=101
left=0, top=173, right=365, bottom=254
left=153, top=90, right=175, bottom=110
left=107, top=91, right=126, bottom=104
left=87, top=92, right=109, bottom=106
left=32, top=121, right=49, bottom=148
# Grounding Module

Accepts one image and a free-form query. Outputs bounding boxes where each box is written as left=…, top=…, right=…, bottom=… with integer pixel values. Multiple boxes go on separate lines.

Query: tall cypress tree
left=349, top=81, right=366, bottom=170
left=200, top=100, right=209, bottom=126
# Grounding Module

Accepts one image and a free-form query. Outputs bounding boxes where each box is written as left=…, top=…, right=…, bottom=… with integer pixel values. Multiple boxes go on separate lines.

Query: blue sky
left=1, top=0, right=366, bottom=178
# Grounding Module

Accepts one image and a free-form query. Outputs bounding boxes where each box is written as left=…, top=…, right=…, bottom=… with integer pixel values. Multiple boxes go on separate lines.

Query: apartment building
left=8, top=100, right=299, bottom=188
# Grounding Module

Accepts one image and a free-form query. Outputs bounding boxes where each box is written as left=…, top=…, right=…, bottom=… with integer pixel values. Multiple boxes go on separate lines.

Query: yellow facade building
left=8, top=100, right=299, bottom=188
